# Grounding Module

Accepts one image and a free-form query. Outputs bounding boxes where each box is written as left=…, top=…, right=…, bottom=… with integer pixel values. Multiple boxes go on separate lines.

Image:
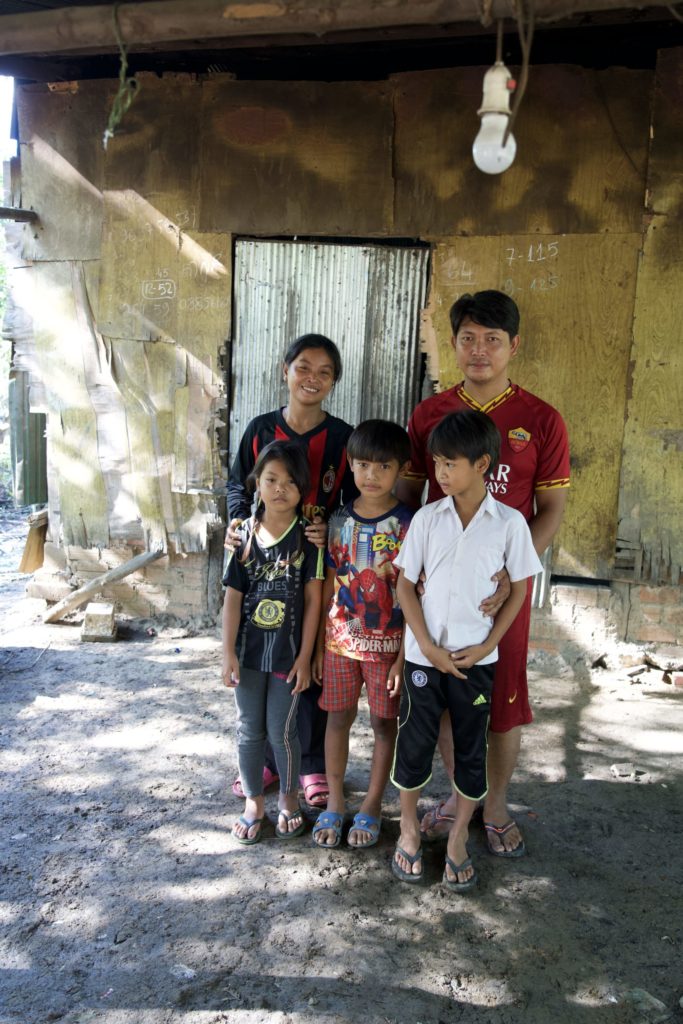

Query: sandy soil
left=1, top=505, right=682, bottom=1024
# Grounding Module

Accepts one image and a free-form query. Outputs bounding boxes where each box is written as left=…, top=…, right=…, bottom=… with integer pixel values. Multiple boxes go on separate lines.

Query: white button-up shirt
left=395, top=492, right=543, bottom=667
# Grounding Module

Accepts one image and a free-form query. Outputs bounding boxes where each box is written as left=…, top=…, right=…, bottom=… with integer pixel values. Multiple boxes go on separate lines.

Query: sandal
left=231, top=766, right=279, bottom=799
left=443, top=855, right=478, bottom=893
left=484, top=819, right=526, bottom=858
left=348, top=812, right=381, bottom=849
left=275, top=807, right=306, bottom=840
left=391, top=844, right=423, bottom=884
left=232, top=815, right=264, bottom=846
left=419, top=801, right=455, bottom=843
left=312, top=810, right=343, bottom=848
left=300, top=773, right=329, bottom=808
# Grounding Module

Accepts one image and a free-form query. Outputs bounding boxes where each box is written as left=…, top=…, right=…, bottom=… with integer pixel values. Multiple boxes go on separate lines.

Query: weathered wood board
left=393, top=66, right=651, bottom=238
left=103, top=73, right=202, bottom=227
left=618, top=48, right=683, bottom=583
left=424, top=233, right=641, bottom=578
left=16, top=81, right=111, bottom=261
left=199, top=78, right=393, bottom=236
left=12, top=260, right=111, bottom=547
left=98, top=190, right=230, bottom=363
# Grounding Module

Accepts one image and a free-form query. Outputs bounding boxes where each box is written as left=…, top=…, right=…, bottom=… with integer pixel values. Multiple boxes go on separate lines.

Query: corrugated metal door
left=230, top=239, right=430, bottom=462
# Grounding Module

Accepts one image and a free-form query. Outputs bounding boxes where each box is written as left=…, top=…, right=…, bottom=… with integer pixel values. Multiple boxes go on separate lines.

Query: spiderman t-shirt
left=323, top=501, right=414, bottom=663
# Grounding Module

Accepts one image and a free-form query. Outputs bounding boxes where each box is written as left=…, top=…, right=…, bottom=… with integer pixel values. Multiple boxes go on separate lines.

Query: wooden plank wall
left=15, top=60, right=676, bottom=584
left=16, top=77, right=228, bottom=554
left=424, top=235, right=640, bottom=578
left=617, top=48, right=683, bottom=583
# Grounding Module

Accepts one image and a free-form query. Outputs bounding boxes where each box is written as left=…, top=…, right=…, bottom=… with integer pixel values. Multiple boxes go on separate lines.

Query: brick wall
left=28, top=544, right=220, bottom=622
left=530, top=580, right=683, bottom=656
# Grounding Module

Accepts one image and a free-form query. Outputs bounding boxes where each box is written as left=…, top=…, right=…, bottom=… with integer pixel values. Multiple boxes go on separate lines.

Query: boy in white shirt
left=391, top=409, right=542, bottom=893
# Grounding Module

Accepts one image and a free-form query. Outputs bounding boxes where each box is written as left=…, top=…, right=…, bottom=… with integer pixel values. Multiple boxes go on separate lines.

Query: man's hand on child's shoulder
left=304, top=516, right=328, bottom=550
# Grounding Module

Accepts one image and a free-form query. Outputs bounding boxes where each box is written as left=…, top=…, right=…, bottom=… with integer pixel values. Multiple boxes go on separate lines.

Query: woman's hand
left=304, top=516, right=328, bottom=550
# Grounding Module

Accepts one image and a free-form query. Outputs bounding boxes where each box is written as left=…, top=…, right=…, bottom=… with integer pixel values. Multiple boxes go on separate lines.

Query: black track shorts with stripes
left=391, top=659, right=495, bottom=801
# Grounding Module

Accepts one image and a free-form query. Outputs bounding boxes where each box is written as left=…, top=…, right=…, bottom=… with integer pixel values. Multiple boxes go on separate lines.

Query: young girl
left=227, top=334, right=357, bottom=808
left=222, top=440, right=324, bottom=844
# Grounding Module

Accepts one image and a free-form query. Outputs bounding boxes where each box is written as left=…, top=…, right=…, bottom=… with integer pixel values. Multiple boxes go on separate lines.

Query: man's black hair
left=449, top=289, right=520, bottom=340
left=283, top=333, right=343, bottom=382
left=347, top=419, right=411, bottom=467
left=428, top=410, right=500, bottom=473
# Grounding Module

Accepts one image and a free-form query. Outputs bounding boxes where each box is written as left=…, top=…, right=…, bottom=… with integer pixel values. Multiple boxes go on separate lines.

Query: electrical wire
left=103, top=4, right=140, bottom=150
left=503, top=0, right=535, bottom=147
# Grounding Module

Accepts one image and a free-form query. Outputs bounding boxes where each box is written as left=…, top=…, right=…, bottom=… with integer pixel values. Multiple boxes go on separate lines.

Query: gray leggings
left=233, top=666, right=300, bottom=797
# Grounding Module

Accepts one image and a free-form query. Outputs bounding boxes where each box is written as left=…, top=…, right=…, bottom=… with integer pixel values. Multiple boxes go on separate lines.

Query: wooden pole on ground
left=43, top=548, right=165, bottom=624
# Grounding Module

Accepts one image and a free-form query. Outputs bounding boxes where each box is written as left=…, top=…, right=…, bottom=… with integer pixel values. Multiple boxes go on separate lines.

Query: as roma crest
left=508, top=427, right=531, bottom=453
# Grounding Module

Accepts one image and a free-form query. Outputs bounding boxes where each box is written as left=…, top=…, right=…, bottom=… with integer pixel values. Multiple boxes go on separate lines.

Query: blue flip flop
left=391, top=844, right=423, bottom=883
left=348, top=812, right=381, bottom=849
left=443, top=854, right=478, bottom=893
left=312, top=810, right=344, bottom=849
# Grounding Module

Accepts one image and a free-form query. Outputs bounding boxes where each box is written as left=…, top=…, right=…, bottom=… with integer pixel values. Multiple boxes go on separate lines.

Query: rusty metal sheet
left=230, top=239, right=429, bottom=462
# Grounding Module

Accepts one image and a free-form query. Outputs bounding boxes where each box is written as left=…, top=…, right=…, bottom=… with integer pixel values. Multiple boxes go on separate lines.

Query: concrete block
left=81, top=601, right=117, bottom=642
left=42, top=543, right=68, bottom=572
left=26, top=573, right=74, bottom=603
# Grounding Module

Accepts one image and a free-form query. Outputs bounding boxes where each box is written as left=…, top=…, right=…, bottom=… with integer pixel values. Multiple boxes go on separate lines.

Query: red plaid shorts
left=319, top=648, right=401, bottom=719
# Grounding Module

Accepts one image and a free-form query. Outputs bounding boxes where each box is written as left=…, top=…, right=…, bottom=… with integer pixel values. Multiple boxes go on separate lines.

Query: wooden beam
left=43, top=547, right=165, bottom=623
left=0, top=0, right=669, bottom=59
left=0, top=206, right=38, bottom=223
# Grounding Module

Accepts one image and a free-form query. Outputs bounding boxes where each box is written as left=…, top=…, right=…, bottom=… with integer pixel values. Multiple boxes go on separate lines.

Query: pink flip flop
left=300, top=773, right=329, bottom=808
left=231, top=766, right=280, bottom=798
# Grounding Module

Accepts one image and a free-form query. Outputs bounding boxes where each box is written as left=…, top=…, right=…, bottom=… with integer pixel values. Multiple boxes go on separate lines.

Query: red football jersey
left=406, top=383, right=570, bottom=520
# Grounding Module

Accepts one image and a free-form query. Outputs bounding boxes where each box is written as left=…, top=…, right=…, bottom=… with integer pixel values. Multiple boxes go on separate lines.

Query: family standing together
left=221, top=288, right=570, bottom=893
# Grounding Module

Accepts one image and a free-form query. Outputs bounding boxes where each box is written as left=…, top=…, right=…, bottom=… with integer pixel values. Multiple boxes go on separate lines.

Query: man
left=397, top=289, right=569, bottom=856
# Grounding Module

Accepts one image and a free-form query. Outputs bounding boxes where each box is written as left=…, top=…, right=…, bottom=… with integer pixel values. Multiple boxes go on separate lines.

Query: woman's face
left=283, top=347, right=336, bottom=406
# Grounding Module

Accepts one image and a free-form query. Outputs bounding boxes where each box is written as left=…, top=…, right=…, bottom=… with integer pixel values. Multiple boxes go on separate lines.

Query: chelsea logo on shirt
left=252, top=600, right=285, bottom=629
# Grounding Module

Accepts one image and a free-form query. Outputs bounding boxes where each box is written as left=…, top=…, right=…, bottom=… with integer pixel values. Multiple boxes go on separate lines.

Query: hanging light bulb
left=472, top=61, right=517, bottom=175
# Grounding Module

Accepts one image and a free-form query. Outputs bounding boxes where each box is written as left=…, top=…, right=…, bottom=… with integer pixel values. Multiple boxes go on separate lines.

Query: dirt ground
left=1, top=504, right=682, bottom=1024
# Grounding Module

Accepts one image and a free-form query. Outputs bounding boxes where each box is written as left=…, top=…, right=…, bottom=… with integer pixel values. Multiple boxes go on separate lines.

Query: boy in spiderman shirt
left=311, top=420, right=413, bottom=850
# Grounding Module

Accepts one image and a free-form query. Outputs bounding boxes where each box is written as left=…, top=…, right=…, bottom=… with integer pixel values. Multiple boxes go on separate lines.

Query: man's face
left=452, top=316, right=520, bottom=388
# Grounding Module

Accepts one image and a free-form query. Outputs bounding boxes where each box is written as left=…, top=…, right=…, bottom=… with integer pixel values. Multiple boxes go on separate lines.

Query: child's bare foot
left=347, top=800, right=382, bottom=848
left=392, top=821, right=423, bottom=881
left=276, top=794, right=306, bottom=839
left=232, top=795, right=265, bottom=844
left=444, top=828, right=474, bottom=886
